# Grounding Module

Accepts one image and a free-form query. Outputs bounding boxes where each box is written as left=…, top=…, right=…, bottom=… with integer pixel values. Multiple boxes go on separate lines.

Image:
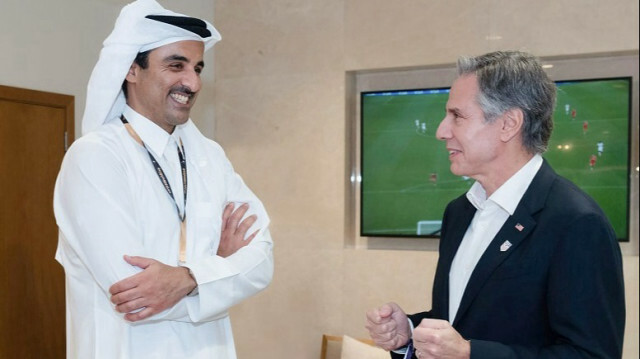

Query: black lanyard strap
left=120, top=115, right=187, bottom=220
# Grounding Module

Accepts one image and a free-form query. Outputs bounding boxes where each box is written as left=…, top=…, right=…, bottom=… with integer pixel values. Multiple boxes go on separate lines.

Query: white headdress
left=82, top=0, right=221, bottom=135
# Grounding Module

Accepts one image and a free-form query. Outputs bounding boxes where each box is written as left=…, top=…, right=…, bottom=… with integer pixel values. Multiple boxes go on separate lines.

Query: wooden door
left=0, top=85, right=73, bottom=358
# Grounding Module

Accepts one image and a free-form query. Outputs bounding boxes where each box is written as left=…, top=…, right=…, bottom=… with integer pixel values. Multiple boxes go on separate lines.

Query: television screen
left=360, top=77, right=631, bottom=241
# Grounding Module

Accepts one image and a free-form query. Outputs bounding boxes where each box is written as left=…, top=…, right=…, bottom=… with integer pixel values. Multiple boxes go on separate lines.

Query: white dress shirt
left=448, top=155, right=543, bottom=323
left=54, top=106, right=273, bottom=359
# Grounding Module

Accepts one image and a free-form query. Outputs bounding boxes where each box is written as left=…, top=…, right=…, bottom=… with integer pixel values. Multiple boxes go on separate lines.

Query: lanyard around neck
left=120, top=115, right=188, bottom=263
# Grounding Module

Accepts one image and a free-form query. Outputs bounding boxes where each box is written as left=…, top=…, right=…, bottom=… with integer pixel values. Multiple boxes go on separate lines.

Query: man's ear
left=500, top=108, right=524, bottom=143
left=125, top=63, right=139, bottom=83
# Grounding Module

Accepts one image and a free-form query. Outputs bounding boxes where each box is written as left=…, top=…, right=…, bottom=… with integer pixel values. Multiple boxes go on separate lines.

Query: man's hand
left=413, top=319, right=470, bottom=359
left=109, top=255, right=196, bottom=322
left=365, top=302, right=411, bottom=351
left=217, top=202, right=258, bottom=258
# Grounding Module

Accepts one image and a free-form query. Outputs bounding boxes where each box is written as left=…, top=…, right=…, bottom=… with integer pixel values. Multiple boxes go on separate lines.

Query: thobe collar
left=466, top=154, right=543, bottom=216
left=122, top=105, right=183, bottom=157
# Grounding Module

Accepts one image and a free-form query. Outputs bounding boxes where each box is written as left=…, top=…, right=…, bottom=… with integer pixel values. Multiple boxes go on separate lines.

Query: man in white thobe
left=53, top=1, right=274, bottom=358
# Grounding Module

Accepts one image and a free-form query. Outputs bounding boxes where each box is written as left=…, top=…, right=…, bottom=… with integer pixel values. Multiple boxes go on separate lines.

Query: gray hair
left=457, top=51, right=556, bottom=154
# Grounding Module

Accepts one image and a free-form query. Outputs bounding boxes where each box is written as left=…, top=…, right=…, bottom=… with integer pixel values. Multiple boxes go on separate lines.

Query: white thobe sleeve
left=54, top=139, right=149, bottom=300
left=179, top=148, right=274, bottom=322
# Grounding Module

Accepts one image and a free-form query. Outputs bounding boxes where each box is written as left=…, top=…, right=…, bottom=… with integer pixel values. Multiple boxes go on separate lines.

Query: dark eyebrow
left=164, top=54, right=189, bottom=63
left=163, top=55, right=205, bottom=68
left=447, top=107, right=466, bottom=118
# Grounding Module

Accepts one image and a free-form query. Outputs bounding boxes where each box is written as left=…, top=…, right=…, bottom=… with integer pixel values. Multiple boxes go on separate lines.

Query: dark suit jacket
left=392, top=160, right=625, bottom=359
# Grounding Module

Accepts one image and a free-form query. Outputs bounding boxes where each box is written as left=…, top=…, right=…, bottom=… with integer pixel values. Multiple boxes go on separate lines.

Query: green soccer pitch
left=361, top=78, right=630, bottom=240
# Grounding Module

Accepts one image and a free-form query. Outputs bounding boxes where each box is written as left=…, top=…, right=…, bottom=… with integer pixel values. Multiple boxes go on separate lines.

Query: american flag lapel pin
left=515, top=223, right=524, bottom=232
left=500, top=240, right=512, bottom=252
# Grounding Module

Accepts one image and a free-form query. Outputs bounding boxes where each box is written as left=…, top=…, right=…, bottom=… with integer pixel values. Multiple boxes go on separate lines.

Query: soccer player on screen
left=597, top=140, right=604, bottom=156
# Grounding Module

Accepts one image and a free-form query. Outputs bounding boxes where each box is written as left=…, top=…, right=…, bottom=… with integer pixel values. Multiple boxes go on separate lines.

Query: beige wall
left=1, top=0, right=638, bottom=358
left=212, top=1, right=639, bottom=359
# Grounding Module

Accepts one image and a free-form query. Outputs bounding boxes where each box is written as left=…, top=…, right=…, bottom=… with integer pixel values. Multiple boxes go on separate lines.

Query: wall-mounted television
left=359, top=76, right=633, bottom=241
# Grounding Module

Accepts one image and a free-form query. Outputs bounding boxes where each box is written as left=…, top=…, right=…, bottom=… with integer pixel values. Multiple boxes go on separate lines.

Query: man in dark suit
left=365, top=51, right=625, bottom=359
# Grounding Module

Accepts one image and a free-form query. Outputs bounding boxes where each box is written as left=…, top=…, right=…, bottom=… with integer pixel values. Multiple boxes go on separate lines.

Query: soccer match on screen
left=360, top=77, right=631, bottom=240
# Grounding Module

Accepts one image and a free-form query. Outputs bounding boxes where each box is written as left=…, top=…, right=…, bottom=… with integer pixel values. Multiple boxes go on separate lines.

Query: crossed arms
left=109, top=202, right=258, bottom=322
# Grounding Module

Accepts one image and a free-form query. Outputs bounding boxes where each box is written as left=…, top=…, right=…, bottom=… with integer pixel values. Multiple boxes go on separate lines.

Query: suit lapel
left=433, top=197, right=476, bottom=320
left=442, top=200, right=476, bottom=269
left=451, top=161, right=557, bottom=326
left=452, top=213, right=536, bottom=326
